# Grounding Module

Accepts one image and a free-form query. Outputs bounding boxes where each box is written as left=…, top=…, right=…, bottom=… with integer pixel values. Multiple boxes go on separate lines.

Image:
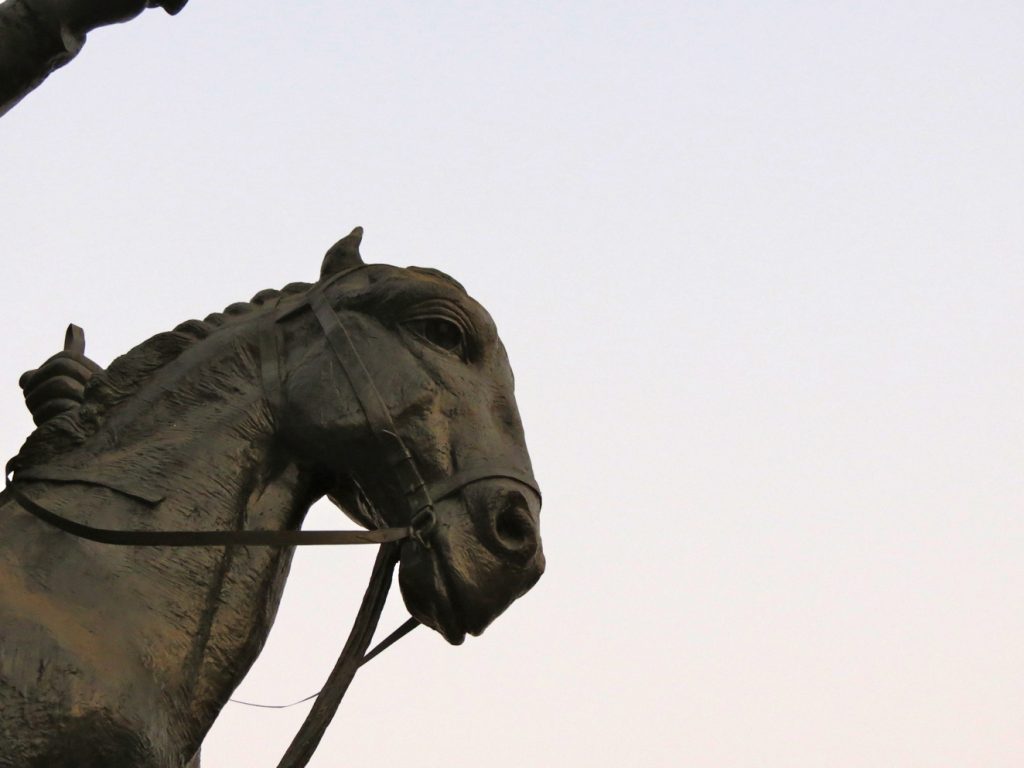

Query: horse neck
left=77, top=322, right=287, bottom=526
left=58, top=322, right=325, bottom=737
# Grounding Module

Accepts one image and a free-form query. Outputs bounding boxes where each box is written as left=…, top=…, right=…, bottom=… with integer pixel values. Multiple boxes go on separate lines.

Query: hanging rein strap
left=275, top=541, right=400, bottom=767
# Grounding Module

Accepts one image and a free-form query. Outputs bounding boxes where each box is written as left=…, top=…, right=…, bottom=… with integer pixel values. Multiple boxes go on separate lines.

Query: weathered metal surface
left=0, top=231, right=544, bottom=766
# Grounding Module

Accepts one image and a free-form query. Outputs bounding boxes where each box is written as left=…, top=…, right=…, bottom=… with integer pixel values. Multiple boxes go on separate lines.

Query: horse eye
left=408, top=318, right=465, bottom=355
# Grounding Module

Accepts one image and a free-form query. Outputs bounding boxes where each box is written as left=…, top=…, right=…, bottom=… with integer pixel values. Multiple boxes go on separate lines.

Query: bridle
left=4, top=265, right=540, bottom=768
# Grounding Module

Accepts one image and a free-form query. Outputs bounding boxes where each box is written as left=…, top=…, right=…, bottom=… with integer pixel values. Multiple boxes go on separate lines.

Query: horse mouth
left=370, top=481, right=544, bottom=645
left=398, top=540, right=468, bottom=645
left=397, top=525, right=544, bottom=646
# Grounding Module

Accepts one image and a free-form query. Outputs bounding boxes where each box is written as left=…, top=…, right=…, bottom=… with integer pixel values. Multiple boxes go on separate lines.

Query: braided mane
left=13, top=281, right=313, bottom=471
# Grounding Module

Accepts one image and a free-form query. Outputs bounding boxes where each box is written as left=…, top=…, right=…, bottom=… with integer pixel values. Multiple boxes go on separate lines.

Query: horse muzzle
left=397, top=479, right=544, bottom=644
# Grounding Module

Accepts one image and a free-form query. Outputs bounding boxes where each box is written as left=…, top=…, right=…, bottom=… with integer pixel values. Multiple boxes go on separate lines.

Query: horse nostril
left=494, top=499, right=537, bottom=557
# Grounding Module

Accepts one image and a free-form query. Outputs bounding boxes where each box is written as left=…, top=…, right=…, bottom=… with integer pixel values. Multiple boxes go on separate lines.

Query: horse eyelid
left=403, top=317, right=469, bottom=359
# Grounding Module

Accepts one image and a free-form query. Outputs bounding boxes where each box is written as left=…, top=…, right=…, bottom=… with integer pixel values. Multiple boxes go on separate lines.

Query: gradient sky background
left=1, top=2, right=1022, bottom=766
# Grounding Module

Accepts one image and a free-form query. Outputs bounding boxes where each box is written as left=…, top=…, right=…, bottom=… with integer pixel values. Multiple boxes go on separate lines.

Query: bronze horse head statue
left=0, top=229, right=544, bottom=767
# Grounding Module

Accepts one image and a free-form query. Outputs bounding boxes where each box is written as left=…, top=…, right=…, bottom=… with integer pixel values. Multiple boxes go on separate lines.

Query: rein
left=4, top=267, right=538, bottom=768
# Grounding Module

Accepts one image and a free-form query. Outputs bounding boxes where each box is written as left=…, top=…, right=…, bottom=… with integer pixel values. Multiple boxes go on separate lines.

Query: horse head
left=257, top=227, right=544, bottom=643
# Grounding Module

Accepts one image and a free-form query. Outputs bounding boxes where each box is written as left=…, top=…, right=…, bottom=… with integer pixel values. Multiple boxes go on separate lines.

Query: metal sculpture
left=0, top=0, right=188, bottom=117
left=0, top=229, right=545, bottom=766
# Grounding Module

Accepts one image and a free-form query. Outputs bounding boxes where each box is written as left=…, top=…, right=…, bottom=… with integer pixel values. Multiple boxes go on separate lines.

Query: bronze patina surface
left=0, top=231, right=544, bottom=766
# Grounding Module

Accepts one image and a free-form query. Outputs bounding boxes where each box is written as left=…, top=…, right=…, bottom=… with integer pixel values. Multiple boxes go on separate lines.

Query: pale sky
left=1, top=2, right=1022, bottom=766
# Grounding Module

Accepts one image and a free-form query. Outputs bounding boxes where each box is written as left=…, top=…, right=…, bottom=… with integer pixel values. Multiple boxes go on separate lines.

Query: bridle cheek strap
left=307, top=287, right=438, bottom=537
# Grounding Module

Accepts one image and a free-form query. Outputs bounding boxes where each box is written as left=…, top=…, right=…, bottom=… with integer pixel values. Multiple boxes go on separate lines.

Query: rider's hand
left=19, top=325, right=102, bottom=426
left=29, top=0, right=187, bottom=38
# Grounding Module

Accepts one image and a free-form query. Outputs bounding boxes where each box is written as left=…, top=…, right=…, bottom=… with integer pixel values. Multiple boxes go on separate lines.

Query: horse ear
left=321, top=226, right=364, bottom=277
